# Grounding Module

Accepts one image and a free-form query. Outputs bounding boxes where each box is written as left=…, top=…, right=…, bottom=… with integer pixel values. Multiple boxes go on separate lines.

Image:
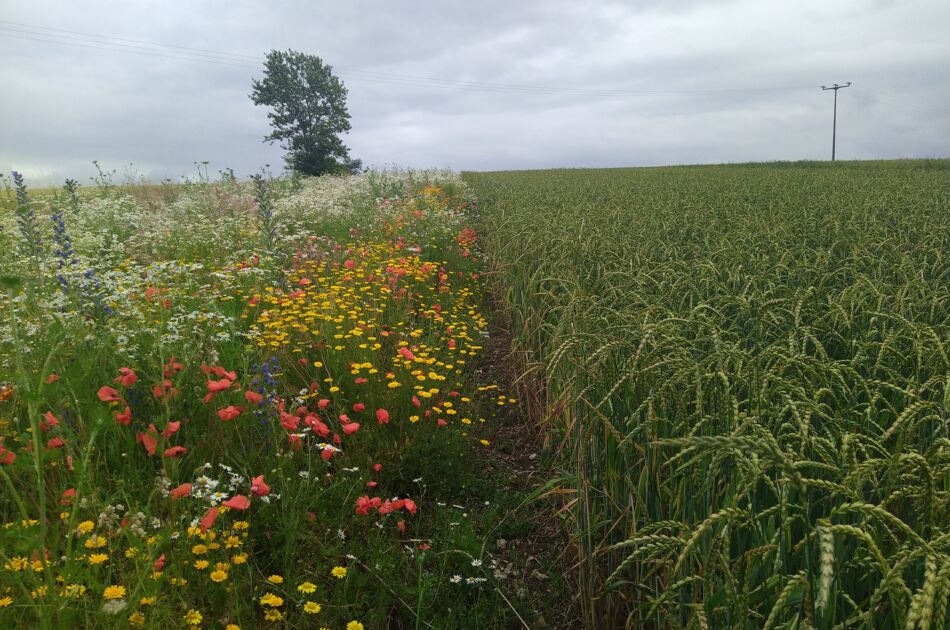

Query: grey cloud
left=1, top=0, right=947, bottom=184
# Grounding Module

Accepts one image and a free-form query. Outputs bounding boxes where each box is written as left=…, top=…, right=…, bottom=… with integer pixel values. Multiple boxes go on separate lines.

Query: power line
left=0, top=20, right=261, bottom=61
left=0, top=20, right=818, bottom=97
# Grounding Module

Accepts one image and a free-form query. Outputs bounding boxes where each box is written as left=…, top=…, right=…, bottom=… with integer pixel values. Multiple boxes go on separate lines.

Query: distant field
left=465, top=160, right=950, bottom=628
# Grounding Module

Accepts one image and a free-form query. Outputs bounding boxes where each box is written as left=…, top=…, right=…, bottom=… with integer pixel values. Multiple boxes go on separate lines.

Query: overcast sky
left=1, top=0, right=948, bottom=184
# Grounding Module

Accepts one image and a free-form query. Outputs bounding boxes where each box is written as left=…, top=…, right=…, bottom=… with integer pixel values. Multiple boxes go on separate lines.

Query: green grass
left=465, top=159, right=950, bottom=628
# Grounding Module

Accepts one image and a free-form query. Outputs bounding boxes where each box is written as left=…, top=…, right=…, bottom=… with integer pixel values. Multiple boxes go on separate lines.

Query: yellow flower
left=264, top=610, right=283, bottom=622
left=347, top=621, right=364, bottom=630
left=84, top=534, right=107, bottom=548
left=128, top=611, right=146, bottom=626
left=266, top=574, right=283, bottom=584
left=184, top=609, right=202, bottom=626
left=297, top=581, right=317, bottom=594
left=233, top=521, right=249, bottom=530
left=63, top=584, right=86, bottom=598
left=139, top=596, right=156, bottom=605
left=194, top=560, right=210, bottom=570
left=103, top=585, right=126, bottom=600
left=210, top=570, right=228, bottom=583
left=303, top=601, right=322, bottom=614
left=232, top=553, right=248, bottom=565
left=192, top=544, right=208, bottom=555
left=225, top=625, right=240, bottom=630
left=4, top=556, right=27, bottom=571
left=331, top=566, right=347, bottom=579
left=77, top=520, right=94, bottom=534
left=259, top=593, right=284, bottom=607
left=0, top=596, right=13, bottom=607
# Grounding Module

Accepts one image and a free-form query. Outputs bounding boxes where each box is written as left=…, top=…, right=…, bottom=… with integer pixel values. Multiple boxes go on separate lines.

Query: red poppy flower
left=162, top=421, right=180, bottom=439
left=222, top=495, right=250, bottom=510
left=163, top=358, right=184, bottom=377
left=353, top=402, right=365, bottom=413
left=45, top=373, right=59, bottom=384
left=355, top=496, right=372, bottom=515
left=355, top=377, right=369, bottom=384
left=317, top=399, right=330, bottom=409
left=153, top=554, right=166, bottom=571
left=163, top=446, right=187, bottom=458
left=245, top=390, right=264, bottom=405
left=109, top=408, right=131, bottom=427
left=342, top=422, right=360, bottom=435
left=320, top=447, right=335, bottom=461
left=60, top=488, right=76, bottom=505
left=397, top=520, right=406, bottom=533
left=170, top=483, right=192, bottom=499
left=47, top=437, right=65, bottom=449
left=437, top=419, right=447, bottom=427
left=153, top=379, right=176, bottom=399
left=217, top=406, right=241, bottom=422
left=280, top=413, right=301, bottom=431
left=136, top=431, right=158, bottom=456
left=373, top=463, right=382, bottom=472
left=206, top=378, right=232, bottom=393
left=115, top=368, right=138, bottom=387
left=398, top=347, right=415, bottom=361
left=40, top=411, right=59, bottom=432
left=375, top=408, right=390, bottom=424
left=97, top=386, right=121, bottom=402
left=250, top=475, right=270, bottom=497
left=404, top=499, right=417, bottom=514
left=202, top=365, right=237, bottom=381
left=199, top=507, right=220, bottom=533
left=305, top=415, right=330, bottom=437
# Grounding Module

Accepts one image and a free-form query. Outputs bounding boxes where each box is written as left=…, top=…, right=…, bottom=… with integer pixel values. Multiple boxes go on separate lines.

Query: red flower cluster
left=354, top=496, right=417, bottom=516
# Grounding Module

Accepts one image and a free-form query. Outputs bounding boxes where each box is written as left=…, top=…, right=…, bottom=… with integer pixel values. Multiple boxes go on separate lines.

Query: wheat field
left=466, top=160, right=950, bottom=628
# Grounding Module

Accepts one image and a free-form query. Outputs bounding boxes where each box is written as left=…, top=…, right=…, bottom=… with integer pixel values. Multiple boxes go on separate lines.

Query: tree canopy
left=250, top=50, right=360, bottom=176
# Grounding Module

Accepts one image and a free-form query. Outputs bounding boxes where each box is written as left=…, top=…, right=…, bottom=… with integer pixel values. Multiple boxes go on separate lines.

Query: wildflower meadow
left=0, top=169, right=563, bottom=629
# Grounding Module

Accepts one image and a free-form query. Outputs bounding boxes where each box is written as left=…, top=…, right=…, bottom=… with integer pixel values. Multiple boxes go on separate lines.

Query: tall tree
left=250, top=50, right=361, bottom=176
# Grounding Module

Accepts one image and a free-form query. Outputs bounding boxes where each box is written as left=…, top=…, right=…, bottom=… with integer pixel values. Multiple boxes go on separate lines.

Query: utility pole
left=821, top=82, right=851, bottom=161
